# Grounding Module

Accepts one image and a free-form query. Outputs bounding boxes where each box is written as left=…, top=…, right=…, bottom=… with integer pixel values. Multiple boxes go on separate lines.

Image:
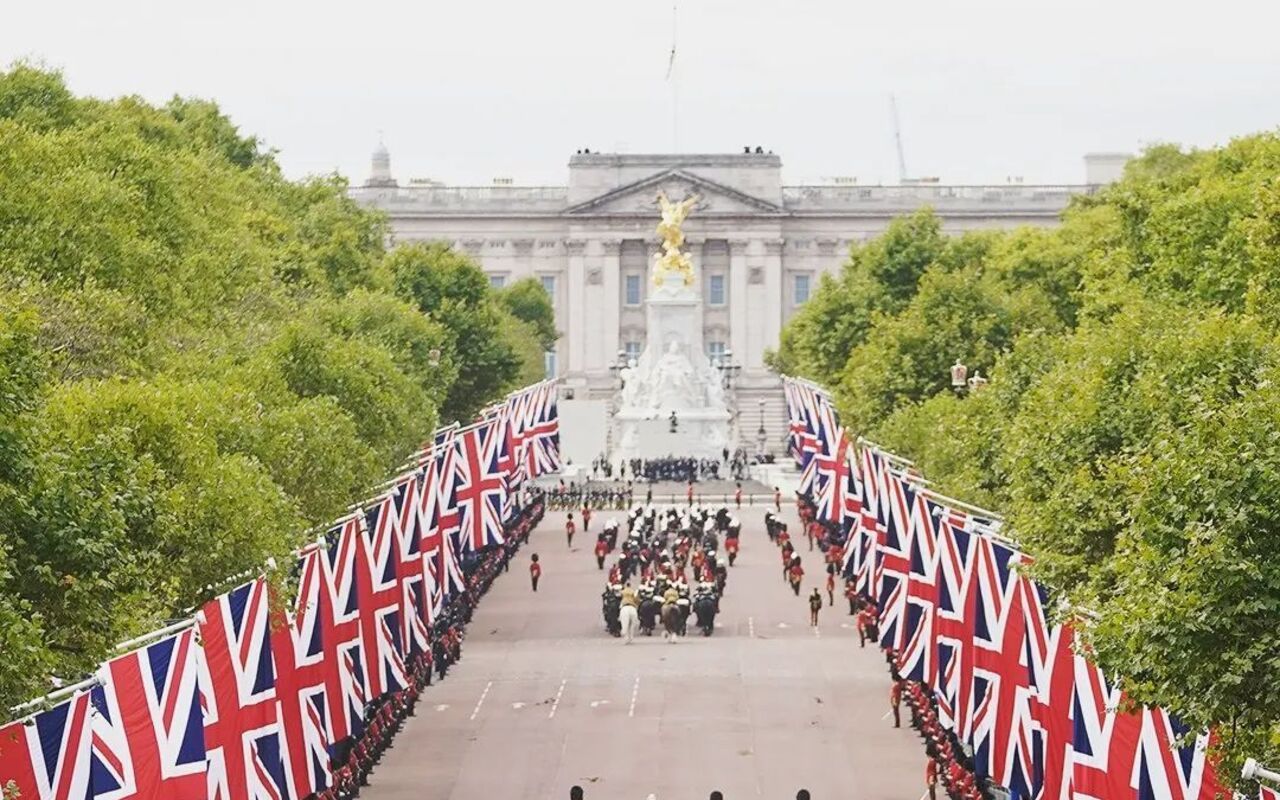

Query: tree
left=775, top=132, right=1280, bottom=783
left=497, top=277, right=558, bottom=351
left=388, top=242, right=523, bottom=420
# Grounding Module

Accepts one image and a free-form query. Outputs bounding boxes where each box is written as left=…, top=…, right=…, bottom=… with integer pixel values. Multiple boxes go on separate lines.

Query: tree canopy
left=771, top=133, right=1280, bottom=781
left=0, top=64, right=532, bottom=710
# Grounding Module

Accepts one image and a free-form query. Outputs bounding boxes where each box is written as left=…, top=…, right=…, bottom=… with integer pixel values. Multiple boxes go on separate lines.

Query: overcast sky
left=4, top=0, right=1278, bottom=187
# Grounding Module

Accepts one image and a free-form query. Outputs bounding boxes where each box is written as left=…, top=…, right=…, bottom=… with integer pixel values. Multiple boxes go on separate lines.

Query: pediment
left=565, top=169, right=787, bottom=216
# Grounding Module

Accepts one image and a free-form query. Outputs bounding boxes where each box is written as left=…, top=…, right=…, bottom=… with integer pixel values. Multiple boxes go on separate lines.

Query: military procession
left=592, top=504, right=742, bottom=641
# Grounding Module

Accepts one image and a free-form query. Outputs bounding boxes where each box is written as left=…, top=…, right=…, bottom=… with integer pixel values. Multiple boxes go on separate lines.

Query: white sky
left=4, top=0, right=1278, bottom=187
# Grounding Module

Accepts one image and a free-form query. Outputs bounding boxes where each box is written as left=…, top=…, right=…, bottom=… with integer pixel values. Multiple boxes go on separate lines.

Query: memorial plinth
left=611, top=193, right=732, bottom=462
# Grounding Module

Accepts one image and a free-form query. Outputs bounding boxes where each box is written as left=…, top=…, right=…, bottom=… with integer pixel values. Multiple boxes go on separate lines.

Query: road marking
left=548, top=679, right=567, bottom=719
left=881, top=710, right=893, bottom=720
left=435, top=704, right=450, bottom=712
left=590, top=700, right=610, bottom=708
left=777, top=622, right=789, bottom=629
left=814, top=626, right=821, bottom=639
left=469, top=681, right=492, bottom=721
left=747, top=616, right=755, bottom=638
left=512, top=702, right=526, bottom=710
left=629, top=676, right=640, bottom=718
left=840, top=622, right=854, bottom=629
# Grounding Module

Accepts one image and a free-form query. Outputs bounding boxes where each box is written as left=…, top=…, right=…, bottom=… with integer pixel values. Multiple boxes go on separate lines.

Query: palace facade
left=349, top=149, right=1125, bottom=447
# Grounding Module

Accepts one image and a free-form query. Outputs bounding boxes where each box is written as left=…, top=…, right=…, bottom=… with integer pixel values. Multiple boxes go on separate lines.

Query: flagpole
left=669, top=0, right=678, bottom=151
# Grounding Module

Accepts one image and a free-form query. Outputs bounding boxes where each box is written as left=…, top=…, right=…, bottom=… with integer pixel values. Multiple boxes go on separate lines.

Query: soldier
left=844, top=579, right=859, bottom=615
left=890, top=674, right=903, bottom=728
left=582, top=503, right=593, bottom=532
left=565, top=512, right=576, bottom=547
left=808, top=587, right=823, bottom=626
left=594, top=536, right=608, bottom=570
left=774, top=486, right=782, bottom=513
left=857, top=601, right=877, bottom=647
left=529, top=553, right=542, bottom=592
left=788, top=556, right=804, bottom=596
left=734, top=482, right=742, bottom=508
left=825, top=570, right=835, bottom=607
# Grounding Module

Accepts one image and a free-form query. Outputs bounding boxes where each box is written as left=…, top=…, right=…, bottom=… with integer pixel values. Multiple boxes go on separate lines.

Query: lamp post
left=967, top=370, right=989, bottom=392
left=714, top=349, right=742, bottom=390
left=756, top=399, right=767, bottom=457
left=608, top=349, right=629, bottom=387
left=950, top=359, right=968, bottom=393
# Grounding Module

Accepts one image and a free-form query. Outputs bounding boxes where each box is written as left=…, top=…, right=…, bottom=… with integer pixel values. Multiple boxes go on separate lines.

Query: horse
left=639, top=596, right=660, bottom=635
left=693, top=595, right=717, bottom=636
left=602, top=590, right=622, bottom=637
left=660, top=602, right=685, bottom=641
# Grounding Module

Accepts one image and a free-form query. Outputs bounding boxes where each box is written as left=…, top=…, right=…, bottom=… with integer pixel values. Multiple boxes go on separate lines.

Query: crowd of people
left=543, top=481, right=634, bottom=510
left=594, top=504, right=742, bottom=640
left=316, top=497, right=546, bottom=800
left=632, top=455, right=723, bottom=483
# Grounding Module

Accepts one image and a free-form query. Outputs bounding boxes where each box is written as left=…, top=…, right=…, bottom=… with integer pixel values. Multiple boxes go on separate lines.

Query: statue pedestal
left=611, top=271, right=733, bottom=464
left=614, top=409, right=730, bottom=461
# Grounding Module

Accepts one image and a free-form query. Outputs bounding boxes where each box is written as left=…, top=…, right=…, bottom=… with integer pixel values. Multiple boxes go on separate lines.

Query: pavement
left=363, top=503, right=926, bottom=800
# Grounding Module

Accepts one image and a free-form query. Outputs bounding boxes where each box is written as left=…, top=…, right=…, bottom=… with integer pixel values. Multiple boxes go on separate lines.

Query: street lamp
left=714, top=348, right=741, bottom=390
left=608, top=349, right=629, bottom=386
left=756, top=399, right=767, bottom=457
left=967, top=370, right=989, bottom=392
left=1243, top=758, right=1280, bottom=784
left=950, top=359, right=968, bottom=392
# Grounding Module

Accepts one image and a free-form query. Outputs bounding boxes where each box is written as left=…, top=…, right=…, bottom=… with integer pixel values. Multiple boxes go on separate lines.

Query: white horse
left=620, top=603, right=640, bottom=643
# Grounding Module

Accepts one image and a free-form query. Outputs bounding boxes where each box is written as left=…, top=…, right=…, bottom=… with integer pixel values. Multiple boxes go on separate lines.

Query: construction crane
left=890, top=94, right=908, bottom=184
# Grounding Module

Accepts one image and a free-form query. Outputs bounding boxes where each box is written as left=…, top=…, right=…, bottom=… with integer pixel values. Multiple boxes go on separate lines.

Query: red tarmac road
left=363, top=504, right=925, bottom=800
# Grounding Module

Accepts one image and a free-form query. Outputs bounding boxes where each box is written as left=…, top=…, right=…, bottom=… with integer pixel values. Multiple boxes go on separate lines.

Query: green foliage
left=0, top=66, right=511, bottom=712
left=388, top=242, right=524, bottom=420
left=777, top=132, right=1280, bottom=781
left=498, top=277, right=559, bottom=351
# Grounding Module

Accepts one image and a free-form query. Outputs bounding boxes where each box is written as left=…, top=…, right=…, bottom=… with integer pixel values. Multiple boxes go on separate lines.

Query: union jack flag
left=90, top=629, right=206, bottom=799
left=968, top=548, right=1038, bottom=800
left=1071, top=657, right=1141, bottom=800
left=360, top=500, right=411, bottom=699
left=875, top=471, right=917, bottom=652
left=895, top=496, right=941, bottom=683
left=422, top=433, right=466, bottom=612
left=1260, top=787, right=1280, bottom=800
left=930, top=517, right=978, bottom=735
left=321, top=519, right=369, bottom=743
left=1135, top=708, right=1220, bottom=800
left=387, top=473, right=432, bottom=655
left=783, top=379, right=819, bottom=470
left=795, top=384, right=825, bottom=496
left=0, top=692, right=92, bottom=800
left=195, top=579, right=286, bottom=800
left=272, top=549, right=333, bottom=800
left=521, top=381, right=561, bottom=479
left=452, top=419, right=507, bottom=551
left=1019, top=580, right=1076, bottom=800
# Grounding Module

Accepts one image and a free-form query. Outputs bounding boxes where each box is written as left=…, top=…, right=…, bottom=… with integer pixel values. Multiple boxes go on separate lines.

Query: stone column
left=759, top=238, right=785, bottom=371
left=565, top=238, right=587, bottom=375
left=728, top=238, right=750, bottom=366
left=513, top=238, right=535, bottom=280
left=601, top=239, right=622, bottom=370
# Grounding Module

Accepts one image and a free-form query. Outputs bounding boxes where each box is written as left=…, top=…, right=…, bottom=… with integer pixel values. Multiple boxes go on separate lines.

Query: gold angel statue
left=653, top=191, right=700, bottom=287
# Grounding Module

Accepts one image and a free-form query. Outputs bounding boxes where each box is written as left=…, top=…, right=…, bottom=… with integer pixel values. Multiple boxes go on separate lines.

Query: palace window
left=707, top=273, right=726, bottom=306
left=623, top=340, right=643, bottom=363
left=793, top=273, right=811, bottom=305
left=489, top=273, right=507, bottom=289
left=543, top=350, right=557, bottom=379
left=624, top=274, right=642, bottom=306
left=706, top=340, right=727, bottom=363
left=540, top=275, right=556, bottom=296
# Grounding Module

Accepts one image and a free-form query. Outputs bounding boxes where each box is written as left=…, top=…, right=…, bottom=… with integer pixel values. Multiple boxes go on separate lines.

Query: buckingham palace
left=349, top=148, right=1125, bottom=446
